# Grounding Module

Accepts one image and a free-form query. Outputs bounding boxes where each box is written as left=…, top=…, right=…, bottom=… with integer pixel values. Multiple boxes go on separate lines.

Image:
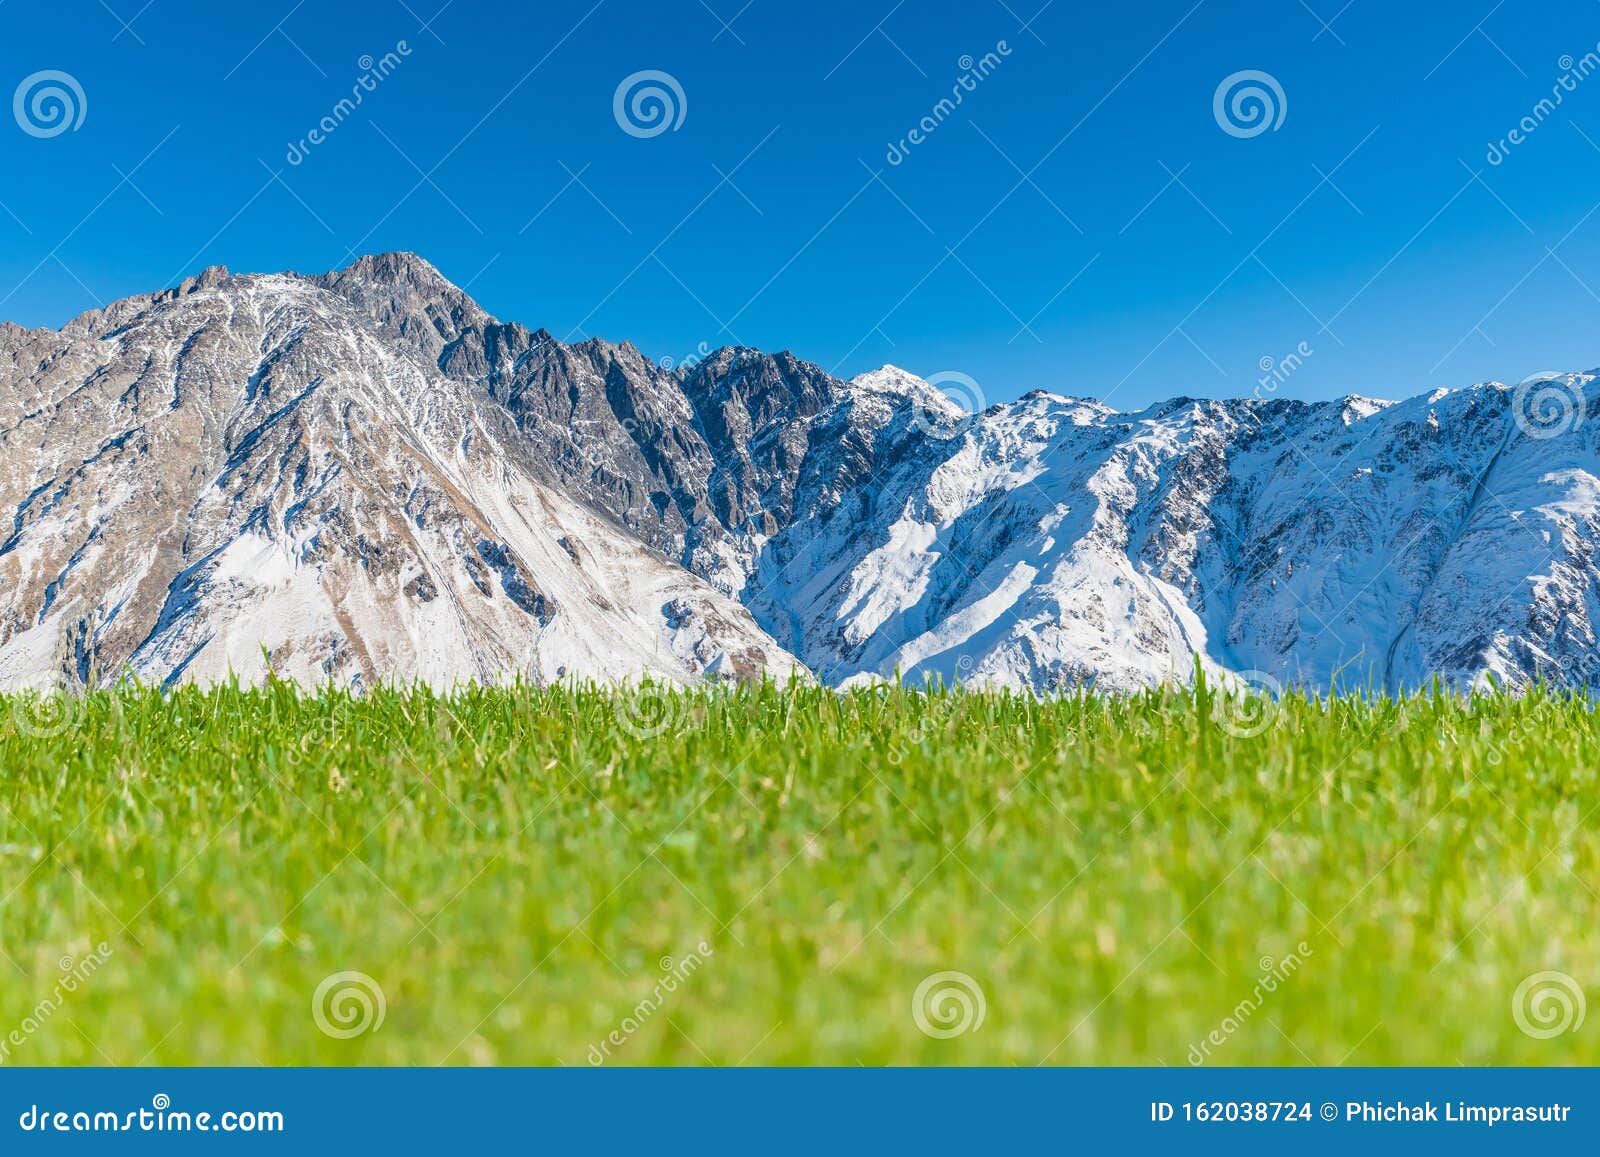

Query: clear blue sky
left=3, top=0, right=1600, bottom=409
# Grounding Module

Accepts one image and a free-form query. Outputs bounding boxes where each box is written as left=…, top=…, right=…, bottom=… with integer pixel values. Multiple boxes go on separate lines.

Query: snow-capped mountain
left=0, top=256, right=797, bottom=690
left=2, top=252, right=1596, bottom=694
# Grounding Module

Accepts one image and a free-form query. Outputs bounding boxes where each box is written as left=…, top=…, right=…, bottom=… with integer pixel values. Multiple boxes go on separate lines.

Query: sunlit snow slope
left=2, top=253, right=1595, bottom=693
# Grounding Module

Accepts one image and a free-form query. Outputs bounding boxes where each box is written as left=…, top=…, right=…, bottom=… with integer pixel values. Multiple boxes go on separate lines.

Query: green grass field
left=0, top=678, right=1595, bottom=1065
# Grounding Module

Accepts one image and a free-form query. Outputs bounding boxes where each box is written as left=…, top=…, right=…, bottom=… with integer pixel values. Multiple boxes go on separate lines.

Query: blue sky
left=3, top=0, right=1600, bottom=409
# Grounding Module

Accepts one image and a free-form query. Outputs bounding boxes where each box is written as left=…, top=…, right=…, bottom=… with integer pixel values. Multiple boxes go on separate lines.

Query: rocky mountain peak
left=332, top=250, right=455, bottom=292
left=850, top=364, right=966, bottom=418
left=176, top=264, right=231, bottom=296
left=2, top=253, right=1597, bottom=696
left=311, top=251, right=494, bottom=366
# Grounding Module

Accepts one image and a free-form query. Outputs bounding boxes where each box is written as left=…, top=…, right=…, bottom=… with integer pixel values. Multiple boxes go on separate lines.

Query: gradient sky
left=3, top=0, right=1600, bottom=409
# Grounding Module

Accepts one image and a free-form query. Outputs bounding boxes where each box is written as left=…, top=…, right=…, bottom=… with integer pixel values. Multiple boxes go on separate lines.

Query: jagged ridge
left=2, top=252, right=1596, bottom=694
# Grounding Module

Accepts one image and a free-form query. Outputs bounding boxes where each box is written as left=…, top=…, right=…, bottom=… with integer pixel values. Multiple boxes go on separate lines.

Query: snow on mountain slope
left=742, top=388, right=1235, bottom=691
left=2, top=252, right=1597, bottom=695
left=746, top=373, right=1600, bottom=693
left=0, top=259, right=798, bottom=690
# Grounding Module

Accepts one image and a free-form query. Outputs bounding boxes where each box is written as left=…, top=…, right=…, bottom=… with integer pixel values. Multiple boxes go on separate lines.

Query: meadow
left=0, top=677, right=1595, bottom=1065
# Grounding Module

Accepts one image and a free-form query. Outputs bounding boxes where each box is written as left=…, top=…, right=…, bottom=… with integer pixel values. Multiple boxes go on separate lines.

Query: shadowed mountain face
left=2, top=252, right=1597, bottom=693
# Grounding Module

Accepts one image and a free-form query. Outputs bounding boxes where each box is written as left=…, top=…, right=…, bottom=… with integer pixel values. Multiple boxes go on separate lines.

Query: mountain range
left=2, top=252, right=1596, bottom=695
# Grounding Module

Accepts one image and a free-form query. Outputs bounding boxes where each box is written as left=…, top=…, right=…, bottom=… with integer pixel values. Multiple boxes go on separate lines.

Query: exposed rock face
left=0, top=257, right=798, bottom=689
left=2, top=252, right=1597, bottom=693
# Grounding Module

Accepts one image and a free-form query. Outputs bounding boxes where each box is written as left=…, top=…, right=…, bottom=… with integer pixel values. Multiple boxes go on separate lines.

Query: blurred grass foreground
left=0, top=676, right=1595, bottom=1065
